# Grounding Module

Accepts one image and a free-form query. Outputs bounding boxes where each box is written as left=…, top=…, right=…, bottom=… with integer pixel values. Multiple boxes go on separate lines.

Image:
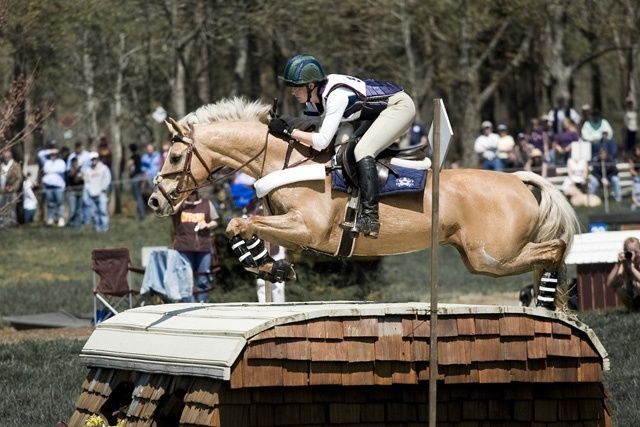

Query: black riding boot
left=355, top=156, right=380, bottom=238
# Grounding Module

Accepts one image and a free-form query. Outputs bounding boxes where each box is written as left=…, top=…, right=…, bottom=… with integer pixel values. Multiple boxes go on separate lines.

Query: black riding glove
left=268, top=117, right=294, bottom=141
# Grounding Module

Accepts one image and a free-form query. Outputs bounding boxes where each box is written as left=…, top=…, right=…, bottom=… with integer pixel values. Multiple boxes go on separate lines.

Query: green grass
left=0, top=338, right=86, bottom=427
left=0, top=201, right=638, bottom=426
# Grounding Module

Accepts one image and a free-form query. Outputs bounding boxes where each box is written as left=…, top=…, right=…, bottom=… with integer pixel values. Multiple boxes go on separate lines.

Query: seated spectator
left=628, top=145, right=640, bottom=209
left=589, top=132, right=621, bottom=202
left=512, top=133, right=532, bottom=170
left=553, top=118, right=580, bottom=166
left=530, top=149, right=545, bottom=175
left=526, top=118, right=550, bottom=176
left=496, top=124, right=516, bottom=169
left=606, top=237, right=640, bottom=310
left=474, top=121, right=502, bottom=171
left=581, top=108, right=614, bottom=144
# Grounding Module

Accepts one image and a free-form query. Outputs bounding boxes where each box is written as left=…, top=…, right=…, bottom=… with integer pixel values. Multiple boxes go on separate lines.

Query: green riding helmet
left=280, top=54, right=326, bottom=86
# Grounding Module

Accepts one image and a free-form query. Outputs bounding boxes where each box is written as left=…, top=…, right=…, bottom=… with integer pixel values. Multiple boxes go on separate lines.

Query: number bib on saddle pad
left=331, top=165, right=427, bottom=196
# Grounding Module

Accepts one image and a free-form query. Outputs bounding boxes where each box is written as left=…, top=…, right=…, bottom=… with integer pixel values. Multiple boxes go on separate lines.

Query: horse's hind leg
left=460, top=239, right=568, bottom=310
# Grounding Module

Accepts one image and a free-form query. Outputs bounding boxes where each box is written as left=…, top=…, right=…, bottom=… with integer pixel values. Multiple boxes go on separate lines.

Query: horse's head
left=148, top=118, right=216, bottom=216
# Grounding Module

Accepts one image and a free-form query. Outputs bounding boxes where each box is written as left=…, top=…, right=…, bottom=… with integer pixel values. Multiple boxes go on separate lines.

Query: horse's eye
left=170, top=154, right=181, bottom=164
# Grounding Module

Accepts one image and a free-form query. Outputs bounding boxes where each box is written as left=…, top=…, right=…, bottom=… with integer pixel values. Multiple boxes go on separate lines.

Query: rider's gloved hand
left=268, top=117, right=293, bottom=141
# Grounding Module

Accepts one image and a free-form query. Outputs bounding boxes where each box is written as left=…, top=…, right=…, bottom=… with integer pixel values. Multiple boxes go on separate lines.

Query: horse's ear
left=165, top=117, right=190, bottom=137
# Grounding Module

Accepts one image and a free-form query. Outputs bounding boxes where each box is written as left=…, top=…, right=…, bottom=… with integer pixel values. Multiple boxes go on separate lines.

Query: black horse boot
left=355, top=156, right=380, bottom=238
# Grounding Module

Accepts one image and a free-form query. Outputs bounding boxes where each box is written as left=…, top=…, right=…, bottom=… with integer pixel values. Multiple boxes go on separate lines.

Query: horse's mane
left=178, top=97, right=271, bottom=126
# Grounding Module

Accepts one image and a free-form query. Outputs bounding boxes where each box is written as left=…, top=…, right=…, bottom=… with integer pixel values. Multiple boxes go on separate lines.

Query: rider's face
left=290, top=86, right=307, bottom=103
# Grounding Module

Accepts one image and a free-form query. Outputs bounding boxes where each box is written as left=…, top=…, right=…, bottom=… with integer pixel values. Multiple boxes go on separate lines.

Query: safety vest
left=308, top=74, right=403, bottom=121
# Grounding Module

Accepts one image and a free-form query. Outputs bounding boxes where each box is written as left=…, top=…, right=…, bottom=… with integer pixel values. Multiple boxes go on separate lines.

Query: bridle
left=153, top=131, right=272, bottom=211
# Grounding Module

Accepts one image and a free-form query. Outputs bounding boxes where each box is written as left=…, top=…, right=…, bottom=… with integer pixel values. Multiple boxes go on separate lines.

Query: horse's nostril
left=148, top=197, right=159, bottom=209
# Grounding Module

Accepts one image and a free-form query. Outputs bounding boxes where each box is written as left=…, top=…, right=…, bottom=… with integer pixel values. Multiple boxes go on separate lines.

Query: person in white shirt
left=38, top=148, right=66, bottom=226
left=22, top=173, right=38, bottom=223
left=82, top=152, right=112, bottom=232
left=474, top=121, right=503, bottom=171
left=66, top=141, right=92, bottom=172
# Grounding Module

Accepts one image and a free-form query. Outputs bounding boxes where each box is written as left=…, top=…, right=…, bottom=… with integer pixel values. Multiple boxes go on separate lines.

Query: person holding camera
left=606, top=237, right=640, bottom=310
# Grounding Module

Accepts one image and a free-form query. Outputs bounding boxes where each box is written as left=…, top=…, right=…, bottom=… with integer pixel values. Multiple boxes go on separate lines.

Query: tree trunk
left=543, top=3, right=573, bottom=101
left=83, top=31, right=99, bottom=147
left=110, top=33, right=126, bottom=215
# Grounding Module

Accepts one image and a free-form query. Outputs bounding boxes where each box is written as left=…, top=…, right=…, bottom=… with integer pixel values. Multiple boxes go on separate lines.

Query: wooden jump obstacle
left=68, top=302, right=612, bottom=426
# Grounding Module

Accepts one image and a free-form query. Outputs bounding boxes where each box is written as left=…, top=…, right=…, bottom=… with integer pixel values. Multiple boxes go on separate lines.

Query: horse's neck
left=201, top=122, right=290, bottom=179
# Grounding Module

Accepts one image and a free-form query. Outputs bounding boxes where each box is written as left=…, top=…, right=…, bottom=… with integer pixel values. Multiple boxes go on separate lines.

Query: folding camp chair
left=91, top=247, right=144, bottom=324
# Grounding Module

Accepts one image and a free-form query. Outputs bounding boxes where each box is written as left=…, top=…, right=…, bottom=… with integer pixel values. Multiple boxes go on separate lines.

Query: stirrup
left=342, top=216, right=379, bottom=238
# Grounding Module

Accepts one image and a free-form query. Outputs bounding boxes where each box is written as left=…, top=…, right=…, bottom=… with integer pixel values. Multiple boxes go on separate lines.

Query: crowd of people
left=474, top=95, right=639, bottom=207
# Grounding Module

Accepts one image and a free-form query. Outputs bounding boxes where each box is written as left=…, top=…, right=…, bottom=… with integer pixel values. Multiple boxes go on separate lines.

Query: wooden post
left=429, top=98, right=441, bottom=427
left=265, top=242, right=273, bottom=302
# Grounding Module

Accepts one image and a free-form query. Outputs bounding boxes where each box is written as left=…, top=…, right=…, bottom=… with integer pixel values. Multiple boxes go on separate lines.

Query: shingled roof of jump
left=69, top=302, right=613, bottom=426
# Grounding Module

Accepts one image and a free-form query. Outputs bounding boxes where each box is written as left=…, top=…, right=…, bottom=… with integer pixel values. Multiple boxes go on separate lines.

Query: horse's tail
left=515, top=171, right=580, bottom=311
left=514, top=171, right=579, bottom=258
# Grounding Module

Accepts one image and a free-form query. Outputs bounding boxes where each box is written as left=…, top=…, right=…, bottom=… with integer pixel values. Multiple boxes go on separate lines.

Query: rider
left=268, top=54, right=416, bottom=238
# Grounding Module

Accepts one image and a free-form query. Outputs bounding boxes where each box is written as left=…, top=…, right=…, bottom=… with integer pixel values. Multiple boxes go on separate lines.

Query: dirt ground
left=0, top=325, right=95, bottom=343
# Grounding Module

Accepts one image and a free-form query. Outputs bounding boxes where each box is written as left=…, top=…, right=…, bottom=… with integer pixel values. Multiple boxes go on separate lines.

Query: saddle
left=333, top=120, right=431, bottom=191
left=286, top=116, right=431, bottom=188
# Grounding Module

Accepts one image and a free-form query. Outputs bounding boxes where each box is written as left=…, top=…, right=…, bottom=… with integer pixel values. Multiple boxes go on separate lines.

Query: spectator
left=66, top=157, right=85, bottom=228
left=628, top=145, right=640, bottom=210
left=589, top=132, right=621, bottom=202
left=128, top=143, right=146, bottom=220
left=408, top=121, right=428, bottom=147
left=38, top=147, right=66, bottom=227
left=0, top=148, right=22, bottom=227
left=474, top=121, right=502, bottom=171
left=158, top=140, right=171, bottom=169
left=22, top=172, right=38, bottom=224
left=623, top=96, right=637, bottom=154
left=628, top=144, right=640, bottom=181
left=256, top=244, right=286, bottom=303
left=496, top=124, right=516, bottom=169
left=171, top=191, right=219, bottom=302
left=82, top=152, right=112, bottom=232
left=97, top=136, right=113, bottom=171
left=512, top=132, right=532, bottom=170
left=141, top=143, right=161, bottom=196
left=553, top=118, right=580, bottom=167
left=530, top=148, right=544, bottom=175
left=581, top=108, right=614, bottom=144
left=562, top=153, right=589, bottom=195
left=66, top=141, right=92, bottom=172
left=547, top=95, right=581, bottom=136
left=606, top=237, right=640, bottom=310
left=525, top=118, right=550, bottom=176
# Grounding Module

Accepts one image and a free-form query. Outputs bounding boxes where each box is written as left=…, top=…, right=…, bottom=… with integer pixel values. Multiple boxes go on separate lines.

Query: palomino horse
left=148, top=97, right=579, bottom=309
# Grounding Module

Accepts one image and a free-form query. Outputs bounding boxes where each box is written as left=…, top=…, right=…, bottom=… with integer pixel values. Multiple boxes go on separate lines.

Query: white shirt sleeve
left=311, top=88, right=351, bottom=151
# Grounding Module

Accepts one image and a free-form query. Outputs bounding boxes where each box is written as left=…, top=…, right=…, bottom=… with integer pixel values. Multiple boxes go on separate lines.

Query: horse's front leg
left=225, top=210, right=313, bottom=251
left=225, top=210, right=313, bottom=282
